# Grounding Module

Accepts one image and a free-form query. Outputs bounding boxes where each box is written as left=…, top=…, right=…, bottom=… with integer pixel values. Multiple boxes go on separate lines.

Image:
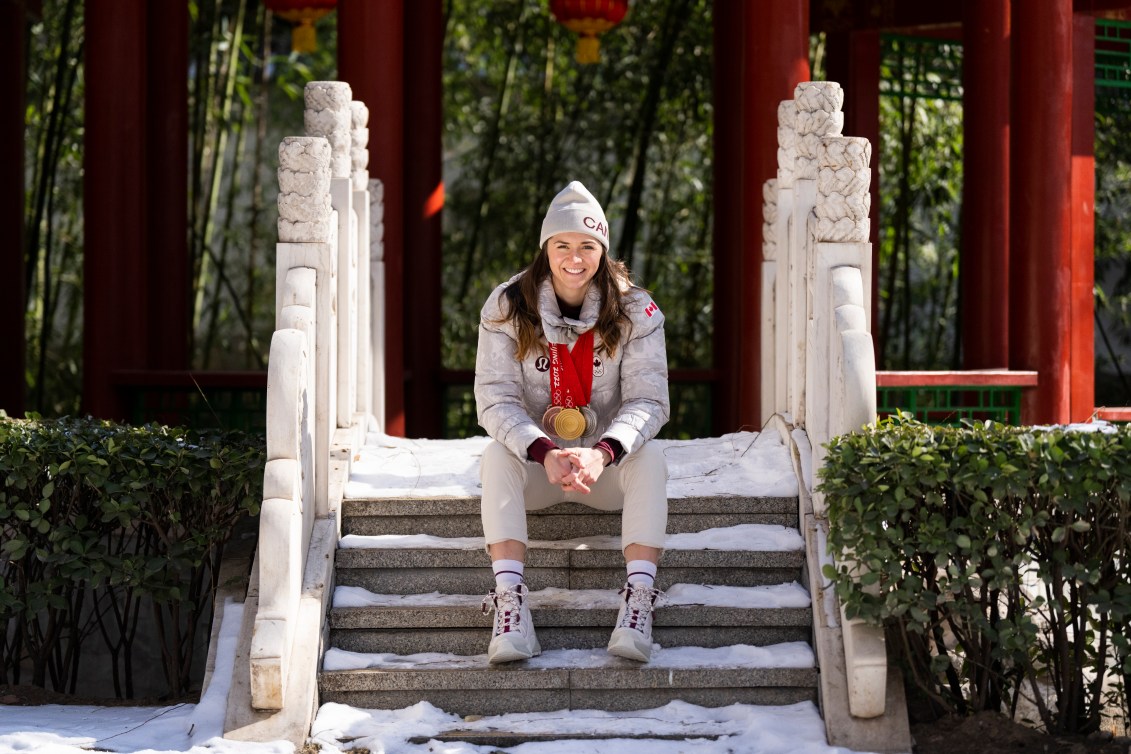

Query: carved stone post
left=810, top=135, right=873, bottom=515
left=373, top=179, right=391, bottom=434
left=351, top=100, right=372, bottom=421
left=369, top=179, right=386, bottom=431
left=761, top=178, right=778, bottom=424
left=790, top=82, right=843, bottom=424
left=810, top=131, right=883, bottom=720
left=277, top=136, right=337, bottom=519
left=773, top=100, right=797, bottom=415
left=305, top=81, right=357, bottom=433
left=253, top=134, right=334, bottom=710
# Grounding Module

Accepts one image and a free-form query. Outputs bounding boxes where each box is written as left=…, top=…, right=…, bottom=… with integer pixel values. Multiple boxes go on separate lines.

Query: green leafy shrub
left=820, top=415, right=1131, bottom=734
left=0, top=415, right=263, bottom=698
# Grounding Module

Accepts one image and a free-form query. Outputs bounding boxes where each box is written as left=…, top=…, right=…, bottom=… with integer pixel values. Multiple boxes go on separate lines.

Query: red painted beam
left=810, top=0, right=1131, bottom=30
left=876, top=370, right=1039, bottom=387
left=402, top=0, right=444, bottom=438
left=1095, top=407, right=1131, bottom=421
left=0, top=0, right=29, bottom=416
left=1074, top=0, right=1131, bottom=14
left=961, top=0, right=1010, bottom=369
left=337, top=0, right=406, bottom=435
left=1070, top=16, right=1096, bottom=423
left=1009, top=0, right=1073, bottom=424
left=84, top=0, right=148, bottom=420
left=810, top=1, right=960, bottom=33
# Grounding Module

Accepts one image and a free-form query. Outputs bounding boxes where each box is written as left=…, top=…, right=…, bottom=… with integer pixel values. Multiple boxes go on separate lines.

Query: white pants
left=479, top=440, right=668, bottom=552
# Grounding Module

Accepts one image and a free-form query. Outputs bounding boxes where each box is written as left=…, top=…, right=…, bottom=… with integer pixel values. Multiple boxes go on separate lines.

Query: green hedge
left=819, top=415, right=1131, bottom=734
left=0, top=415, right=263, bottom=698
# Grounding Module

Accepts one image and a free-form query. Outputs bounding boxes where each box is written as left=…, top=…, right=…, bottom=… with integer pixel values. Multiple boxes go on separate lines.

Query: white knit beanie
left=539, top=181, right=610, bottom=251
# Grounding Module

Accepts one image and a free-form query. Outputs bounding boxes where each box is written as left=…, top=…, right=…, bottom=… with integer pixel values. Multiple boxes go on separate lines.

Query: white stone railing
left=225, top=80, right=384, bottom=744
left=761, top=82, right=890, bottom=730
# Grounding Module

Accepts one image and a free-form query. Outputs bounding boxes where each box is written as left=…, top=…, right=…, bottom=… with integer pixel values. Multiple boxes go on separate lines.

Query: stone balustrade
left=225, top=81, right=384, bottom=744
left=761, top=82, right=887, bottom=724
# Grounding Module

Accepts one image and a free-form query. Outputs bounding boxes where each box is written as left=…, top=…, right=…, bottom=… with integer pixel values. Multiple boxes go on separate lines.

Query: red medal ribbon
left=548, top=330, right=594, bottom=408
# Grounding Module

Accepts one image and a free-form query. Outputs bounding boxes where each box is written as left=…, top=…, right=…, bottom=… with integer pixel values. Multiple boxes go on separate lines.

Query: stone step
left=317, top=644, right=819, bottom=716
left=342, top=496, right=799, bottom=538
left=334, top=524, right=806, bottom=594
left=329, top=584, right=813, bottom=655
left=336, top=547, right=805, bottom=594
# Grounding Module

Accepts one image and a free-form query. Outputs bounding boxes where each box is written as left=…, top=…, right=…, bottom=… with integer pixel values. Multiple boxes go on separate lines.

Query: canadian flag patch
left=643, top=301, right=659, bottom=318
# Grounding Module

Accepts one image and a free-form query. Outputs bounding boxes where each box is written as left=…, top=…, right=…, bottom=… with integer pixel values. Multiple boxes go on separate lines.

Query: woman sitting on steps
left=474, top=180, right=671, bottom=664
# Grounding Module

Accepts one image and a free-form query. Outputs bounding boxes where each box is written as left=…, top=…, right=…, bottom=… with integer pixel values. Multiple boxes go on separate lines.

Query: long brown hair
left=495, top=244, right=634, bottom=361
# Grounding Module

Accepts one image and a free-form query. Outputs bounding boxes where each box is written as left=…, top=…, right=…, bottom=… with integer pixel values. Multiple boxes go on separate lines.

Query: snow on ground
left=0, top=697, right=875, bottom=754
left=346, top=431, right=798, bottom=500
left=333, top=581, right=812, bottom=610
left=0, top=601, right=290, bottom=754
left=309, top=700, right=874, bottom=754
left=338, top=523, right=805, bottom=552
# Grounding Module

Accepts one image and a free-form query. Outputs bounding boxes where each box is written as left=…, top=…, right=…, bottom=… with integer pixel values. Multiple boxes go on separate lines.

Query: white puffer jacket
left=474, top=275, right=670, bottom=461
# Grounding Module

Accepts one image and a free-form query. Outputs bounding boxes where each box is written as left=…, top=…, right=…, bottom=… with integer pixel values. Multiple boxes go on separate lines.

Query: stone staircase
left=316, top=434, right=823, bottom=734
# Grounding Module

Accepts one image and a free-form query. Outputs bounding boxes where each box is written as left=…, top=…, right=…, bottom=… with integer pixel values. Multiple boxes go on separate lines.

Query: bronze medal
left=542, top=406, right=562, bottom=436
left=554, top=407, right=586, bottom=440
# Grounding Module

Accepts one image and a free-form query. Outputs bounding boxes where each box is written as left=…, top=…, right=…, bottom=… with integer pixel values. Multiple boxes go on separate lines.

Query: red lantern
left=265, top=0, right=337, bottom=54
left=550, top=0, right=629, bottom=64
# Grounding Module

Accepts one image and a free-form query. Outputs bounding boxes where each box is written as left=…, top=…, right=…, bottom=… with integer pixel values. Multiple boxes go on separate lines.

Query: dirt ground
left=4, top=684, right=1131, bottom=753
left=911, top=711, right=1131, bottom=754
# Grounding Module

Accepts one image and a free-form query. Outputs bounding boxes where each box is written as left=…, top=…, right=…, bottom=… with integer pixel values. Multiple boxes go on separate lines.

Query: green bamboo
left=193, top=0, right=246, bottom=355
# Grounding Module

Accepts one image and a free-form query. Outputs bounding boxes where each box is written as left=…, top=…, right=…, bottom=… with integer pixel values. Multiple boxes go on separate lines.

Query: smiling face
left=547, top=232, right=604, bottom=307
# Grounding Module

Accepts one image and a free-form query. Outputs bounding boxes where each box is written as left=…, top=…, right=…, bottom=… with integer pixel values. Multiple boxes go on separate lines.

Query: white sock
left=626, top=560, right=657, bottom=588
left=493, top=559, right=525, bottom=589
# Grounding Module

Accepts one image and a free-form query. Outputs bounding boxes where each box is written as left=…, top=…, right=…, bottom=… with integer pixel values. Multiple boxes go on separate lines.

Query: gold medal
left=554, top=407, right=586, bottom=440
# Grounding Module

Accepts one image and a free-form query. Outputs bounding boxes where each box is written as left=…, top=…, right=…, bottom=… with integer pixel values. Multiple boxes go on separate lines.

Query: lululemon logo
left=535, top=356, right=550, bottom=372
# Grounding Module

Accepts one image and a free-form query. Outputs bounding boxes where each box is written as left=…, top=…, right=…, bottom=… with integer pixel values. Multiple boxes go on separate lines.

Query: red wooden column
left=961, top=0, right=1011, bottom=369
left=84, top=0, right=149, bottom=419
left=711, top=0, right=742, bottom=432
left=825, top=30, right=881, bottom=338
left=146, top=1, right=189, bottom=370
left=337, top=0, right=406, bottom=435
left=0, top=0, right=35, bottom=416
left=1070, top=15, right=1096, bottom=421
left=402, top=0, right=444, bottom=438
left=713, top=0, right=809, bottom=431
left=1009, top=0, right=1073, bottom=423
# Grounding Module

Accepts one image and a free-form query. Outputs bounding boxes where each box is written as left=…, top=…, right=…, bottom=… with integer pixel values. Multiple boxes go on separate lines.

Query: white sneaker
left=607, top=582, right=661, bottom=662
left=482, top=583, right=540, bottom=664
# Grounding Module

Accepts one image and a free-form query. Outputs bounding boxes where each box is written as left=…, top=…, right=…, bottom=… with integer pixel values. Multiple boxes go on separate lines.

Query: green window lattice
left=1097, top=20, right=1131, bottom=91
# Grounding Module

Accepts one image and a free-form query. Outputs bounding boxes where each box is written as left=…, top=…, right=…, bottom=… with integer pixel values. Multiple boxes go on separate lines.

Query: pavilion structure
left=3, top=0, right=1131, bottom=432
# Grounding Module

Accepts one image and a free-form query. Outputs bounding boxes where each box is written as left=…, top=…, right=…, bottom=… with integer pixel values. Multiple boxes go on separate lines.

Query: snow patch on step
left=338, top=523, right=804, bottom=552
left=311, top=699, right=858, bottom=754
left=334, top=582, right=812, bottom=610
left=321, top=642, right=814, bottom=672
left=346, top=432, right=798, bottom=500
